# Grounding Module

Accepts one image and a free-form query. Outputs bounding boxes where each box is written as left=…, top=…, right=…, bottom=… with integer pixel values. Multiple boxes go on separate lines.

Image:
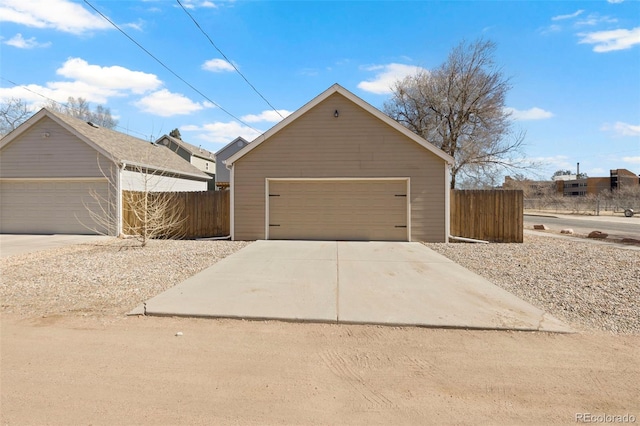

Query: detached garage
left=0, top=108, right=210, bottom=235
left=227, top=84, right=454, bottom=243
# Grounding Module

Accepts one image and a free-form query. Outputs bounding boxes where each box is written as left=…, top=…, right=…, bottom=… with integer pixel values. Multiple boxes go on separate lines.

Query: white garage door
left=0, top=180, right=112, bottom=234
left=268, top=179, right=408, bottom=241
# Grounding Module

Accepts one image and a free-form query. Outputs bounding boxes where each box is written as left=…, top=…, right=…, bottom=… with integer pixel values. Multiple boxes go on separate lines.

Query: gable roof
left=215, top=136, right=250, bottom=158
left=226, top=84, right=455, bottom=166
left=155, top=134, right=216, bottom=161
left=1, top=108, right=210, bottom=180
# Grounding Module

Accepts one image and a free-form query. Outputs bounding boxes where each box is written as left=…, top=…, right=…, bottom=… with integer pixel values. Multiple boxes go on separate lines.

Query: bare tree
left=121, top=169, right=186, bottom=247
left=47, top=97, right=118, bottom=129
left=80, top=156, right=186, bottom=247
left=0, top=98, right=33, bottom=137
left=384, top=39, right=533, bottom=188
left=91, top=105, right=118, bottom=129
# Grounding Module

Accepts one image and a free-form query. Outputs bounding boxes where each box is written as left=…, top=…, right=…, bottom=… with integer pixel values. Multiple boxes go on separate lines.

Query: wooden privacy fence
left=122, top=190, right=230, bottom=239
left=450, top=190, right=523, bottom=243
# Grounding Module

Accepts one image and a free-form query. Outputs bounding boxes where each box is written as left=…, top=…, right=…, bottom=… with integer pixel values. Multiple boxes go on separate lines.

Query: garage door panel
left=1, top=180, right=111, bottom=234
left=268, top=180, right=408, bottom=241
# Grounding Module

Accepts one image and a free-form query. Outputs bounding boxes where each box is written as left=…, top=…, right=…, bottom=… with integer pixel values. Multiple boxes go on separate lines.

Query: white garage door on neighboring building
left=0, top=179, right=112, bottom=234
left=267, top=179, right=409, bottom=241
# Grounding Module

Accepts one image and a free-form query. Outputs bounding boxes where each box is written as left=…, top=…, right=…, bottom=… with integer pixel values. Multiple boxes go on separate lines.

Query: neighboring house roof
left=155, top=134, right=216, bottom=161
left=215, top=136, right=250, bottom=160
left=1, top=108, right=210, bottom=180
left=226, top=83, right=455, bottom=166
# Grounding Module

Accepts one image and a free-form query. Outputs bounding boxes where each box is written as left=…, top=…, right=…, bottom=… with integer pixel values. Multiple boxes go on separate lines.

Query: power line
left=1, top=76, right=153, bottom=140
left=83, top=0, right=260, bottom=132
left=176, top=0, right=284, bottom=119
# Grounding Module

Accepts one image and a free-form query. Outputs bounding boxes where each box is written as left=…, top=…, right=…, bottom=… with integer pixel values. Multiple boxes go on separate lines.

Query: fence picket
left=122, top=190, right=230, bottom=239
left=450, top=189, right=523, bottom=243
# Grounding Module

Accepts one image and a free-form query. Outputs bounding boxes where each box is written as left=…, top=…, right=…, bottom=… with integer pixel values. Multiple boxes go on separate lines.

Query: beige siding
left=234, top=92, right=446, bottom=242
left=0, top=116, right=113, bottom=178
left=190, top=155, right=215, bottom=173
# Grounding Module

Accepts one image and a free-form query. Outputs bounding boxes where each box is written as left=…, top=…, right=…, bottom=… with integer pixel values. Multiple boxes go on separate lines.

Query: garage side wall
left=233, top=93, right=447, bottom=242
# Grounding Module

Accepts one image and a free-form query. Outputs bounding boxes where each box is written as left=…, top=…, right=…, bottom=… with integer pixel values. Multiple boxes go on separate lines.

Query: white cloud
left=1, top=58, right=205, bottom=118
left=357, top=63, right=426, bottom=95
left=505, top=107, right=554, bottom=121
left=607, top=0, right=624, bottom=3
left=134, top=89, right=213, bottom=117
left=241, top=110, right=292, bottom=123
left=179, top=0, right=219, bottom=9
left=202, top=58, right=234, bottom=73
left=0, top=0, right=111, bottom=34
left=539, top=24, right=562, bottom=35
left=299, top=68, right=319, bottom=77
left=44, top=81, right=122, bottom=104
left=576, top=14, right=618, bottom=27
left=57, top=58, right=162, bottom=94
left=0, top=84, right=64, bottom=107
left=531, top=155, right=574, bottom=172
left=183, top=121, right=262, bottom=144
left=0, top=80, right=120, bottom=106
left=122, top=19, right=145, bottom=32
left=602, top=121, right=640, bottom=137
left=551, top=10, right=584, bottom=21
left=622, top=156, right=640, bottom=164
left=3, top=33, right=50, bottom=49
left=578, top=27, right=640, bottom=52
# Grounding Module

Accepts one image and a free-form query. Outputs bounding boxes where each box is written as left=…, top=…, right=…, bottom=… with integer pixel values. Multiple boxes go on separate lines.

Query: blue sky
left=1, top=0, right=639, bottom=180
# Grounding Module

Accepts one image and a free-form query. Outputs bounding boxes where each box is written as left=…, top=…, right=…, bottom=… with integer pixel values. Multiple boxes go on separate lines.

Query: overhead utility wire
left=83, top=0, right=259, bottom=132
left=176, top=0, right=284, bottom=119
left=0, top=76, right=151, bottom=139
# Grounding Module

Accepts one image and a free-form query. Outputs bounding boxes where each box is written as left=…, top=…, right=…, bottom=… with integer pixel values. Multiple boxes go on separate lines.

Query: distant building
left=552, top=174, right=577, bottom=181
left=503, top=176, right=555, bottom=197
left=555, top=169, right=639, bottom=197
left=155, top=134, right=216, bottom=190
left=504, top=169, right=639, bottom=198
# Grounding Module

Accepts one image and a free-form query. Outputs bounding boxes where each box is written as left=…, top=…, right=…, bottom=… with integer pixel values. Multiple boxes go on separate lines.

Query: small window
left=206, top=163, right=209, bottom=170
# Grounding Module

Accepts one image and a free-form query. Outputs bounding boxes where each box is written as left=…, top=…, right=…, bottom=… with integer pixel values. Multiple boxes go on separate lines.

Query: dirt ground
left=2, top=314, right=638, bottom=425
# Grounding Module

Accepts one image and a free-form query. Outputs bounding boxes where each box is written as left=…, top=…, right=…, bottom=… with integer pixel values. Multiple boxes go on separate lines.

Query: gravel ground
left=1, top=235, right=638, bottom=334
left=0, top=239, right=250, bottom=317
left=424, top=234, right=640, bottom=334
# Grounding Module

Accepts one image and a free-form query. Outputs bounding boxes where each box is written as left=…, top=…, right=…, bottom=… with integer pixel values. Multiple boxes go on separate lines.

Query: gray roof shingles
left=158, top=134, right=215, bottom=160
left=47, top=109, right=210, bottom=179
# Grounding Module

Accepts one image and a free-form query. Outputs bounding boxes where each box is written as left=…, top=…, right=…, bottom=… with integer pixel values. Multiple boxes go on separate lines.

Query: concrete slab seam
left=336, top=241, right=340, bottom=322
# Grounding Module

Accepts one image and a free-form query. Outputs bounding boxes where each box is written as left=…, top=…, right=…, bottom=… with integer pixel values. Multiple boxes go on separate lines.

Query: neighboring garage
left=227, top=84, right=455, bottom=243
left=0, top=108, right=210, bottom=235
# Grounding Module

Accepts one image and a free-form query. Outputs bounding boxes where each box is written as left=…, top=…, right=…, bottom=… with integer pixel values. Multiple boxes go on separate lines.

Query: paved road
left=524, top=214, right=640, bottom=239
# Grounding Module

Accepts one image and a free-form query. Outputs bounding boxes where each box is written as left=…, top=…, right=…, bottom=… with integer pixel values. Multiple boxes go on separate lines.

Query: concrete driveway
left=0, top=234, right=111, bottom=258
left=133, top=241, right=571, bottom=332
